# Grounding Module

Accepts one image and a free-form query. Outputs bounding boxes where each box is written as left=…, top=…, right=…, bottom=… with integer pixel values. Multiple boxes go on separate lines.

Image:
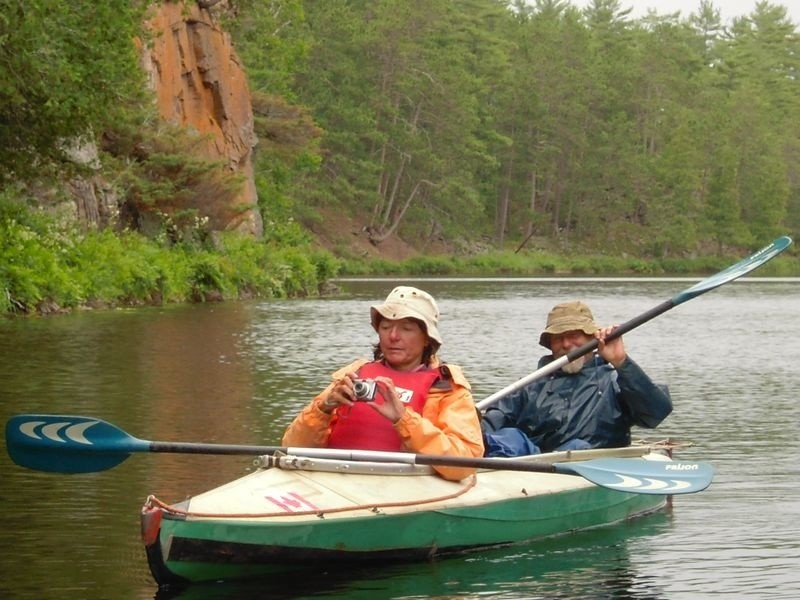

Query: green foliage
left=101, top=119, right=247, bottom=239
left=0, top=197, right=342, bottom=315
left=186, top=253, right=230, bottom=301
left=224, top=0, right=310, bottom=99
left=293, top=0, right=503, bottom=244
left=308, top=250, right=341, bottom=284
left=294, top=1, right=799, bottom=258
left=0, top=194, right=82, bottom=312
left=401, top=256, right=456, bottom=276
left=68, top=229, right=166, bottom=304
left=458, top=251, right=557, bottom=275
left=253, top=167, right=315, bottom=248
left=227, top=2, right=323, bottom=249
left=332, top=245, right=800, bottom=278
left=272, top=248, right=321, bottom=296
left=0, top=0, right=148, bottom=182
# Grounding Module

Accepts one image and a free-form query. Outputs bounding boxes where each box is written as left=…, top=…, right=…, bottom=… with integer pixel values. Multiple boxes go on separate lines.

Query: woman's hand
left=321, top=374, right=406, bottom=423
left=368, top=376, right=406, bottom=423
left=319, top=373, right=358, bottom=414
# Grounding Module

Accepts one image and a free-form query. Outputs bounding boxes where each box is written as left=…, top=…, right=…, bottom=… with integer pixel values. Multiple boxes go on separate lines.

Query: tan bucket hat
left=370, top=286, right=443, bottom=345
left=539, top=300, right=599, bottom=349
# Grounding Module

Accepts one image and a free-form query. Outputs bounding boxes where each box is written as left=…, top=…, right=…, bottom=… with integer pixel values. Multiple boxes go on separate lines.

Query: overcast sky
left=570, top=1, right=800, bottom=25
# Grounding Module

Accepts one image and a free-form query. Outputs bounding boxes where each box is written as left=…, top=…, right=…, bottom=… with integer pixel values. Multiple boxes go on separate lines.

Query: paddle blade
left=5, top=414, right=149, bottom=474
left=673, top=235, right=792, bottom=304
left=556, top=458, right=714, bottom=495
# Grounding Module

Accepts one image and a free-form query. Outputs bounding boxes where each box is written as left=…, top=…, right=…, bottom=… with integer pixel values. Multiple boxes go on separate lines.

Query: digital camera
left=352, top=378, right=378, bottom=401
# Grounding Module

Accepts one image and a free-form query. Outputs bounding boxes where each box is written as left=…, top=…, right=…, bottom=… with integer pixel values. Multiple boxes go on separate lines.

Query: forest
left=1, top=0, right=798, bottom=314
left=279, top=0, right=800, bottom=256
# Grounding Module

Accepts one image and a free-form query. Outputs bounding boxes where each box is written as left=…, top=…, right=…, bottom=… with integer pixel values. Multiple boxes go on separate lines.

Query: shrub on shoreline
left=0, top=198, right=337, bottom=316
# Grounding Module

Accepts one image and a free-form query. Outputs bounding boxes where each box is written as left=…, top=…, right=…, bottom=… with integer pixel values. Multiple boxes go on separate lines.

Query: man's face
left=550, top=330, right=593, bottom=374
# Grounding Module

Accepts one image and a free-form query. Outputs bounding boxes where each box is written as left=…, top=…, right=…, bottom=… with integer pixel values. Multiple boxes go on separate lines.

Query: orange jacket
left=281, top=358, right=484, bottom=481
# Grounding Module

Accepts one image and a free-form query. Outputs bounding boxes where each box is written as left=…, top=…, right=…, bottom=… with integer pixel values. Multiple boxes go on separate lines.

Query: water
left=1, top=277, right=798, bottom=599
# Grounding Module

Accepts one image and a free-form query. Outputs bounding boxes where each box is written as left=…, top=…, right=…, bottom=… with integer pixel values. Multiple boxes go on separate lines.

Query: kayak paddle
left=477, top=235, right=793, bottom=410
left=5, top=414, right=712, bottom=494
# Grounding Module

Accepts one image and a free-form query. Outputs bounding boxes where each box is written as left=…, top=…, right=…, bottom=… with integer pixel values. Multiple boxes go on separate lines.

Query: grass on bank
left=336, top=245, right=798, bottom=278
left=0, top=198, right=338, bottom=315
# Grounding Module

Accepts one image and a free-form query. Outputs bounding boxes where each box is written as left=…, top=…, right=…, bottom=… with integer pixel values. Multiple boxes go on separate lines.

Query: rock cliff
left=141, top=1, right=262, bottom=236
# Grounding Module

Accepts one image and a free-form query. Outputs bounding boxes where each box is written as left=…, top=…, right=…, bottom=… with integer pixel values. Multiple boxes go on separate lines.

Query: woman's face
left=377, top=317, right=428, bottom=371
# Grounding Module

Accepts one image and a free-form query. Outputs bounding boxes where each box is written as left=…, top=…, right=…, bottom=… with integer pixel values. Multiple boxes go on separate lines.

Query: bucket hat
left=370, top=286, right=443, bottom=345
left=539, top=300, right=598, bottom=349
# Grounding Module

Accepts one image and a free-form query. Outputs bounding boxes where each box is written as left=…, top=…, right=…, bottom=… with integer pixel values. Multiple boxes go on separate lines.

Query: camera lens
left=353, top=379, right=374, bottom=400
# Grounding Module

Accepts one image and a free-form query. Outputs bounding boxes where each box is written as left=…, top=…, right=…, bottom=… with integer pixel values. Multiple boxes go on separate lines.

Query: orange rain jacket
left=281, top=358, right=484, bottom=481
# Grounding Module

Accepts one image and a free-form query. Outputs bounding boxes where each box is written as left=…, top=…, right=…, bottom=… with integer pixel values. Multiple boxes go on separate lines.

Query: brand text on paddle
left=666, top=463, right=700, bottom=471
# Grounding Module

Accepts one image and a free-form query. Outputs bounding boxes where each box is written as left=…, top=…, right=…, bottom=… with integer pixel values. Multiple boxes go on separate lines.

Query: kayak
left=141, top=445, right=678, bottom=587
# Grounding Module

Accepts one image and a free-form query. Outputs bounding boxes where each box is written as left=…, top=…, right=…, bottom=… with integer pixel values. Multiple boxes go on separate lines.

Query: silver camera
left=352, top=378, right=378, bottom=401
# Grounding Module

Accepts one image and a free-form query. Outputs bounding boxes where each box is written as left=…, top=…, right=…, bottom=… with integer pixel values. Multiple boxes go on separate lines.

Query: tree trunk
left=370, top=179, right=436, bottom=244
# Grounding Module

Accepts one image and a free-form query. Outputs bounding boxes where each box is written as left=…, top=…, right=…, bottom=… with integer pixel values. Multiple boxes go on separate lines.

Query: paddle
left=477, top=235, right=793, bottom=410
left=5, top=414, right=712, bottom=494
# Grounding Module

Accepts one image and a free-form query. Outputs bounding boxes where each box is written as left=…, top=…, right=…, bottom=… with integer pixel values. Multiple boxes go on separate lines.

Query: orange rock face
left=142, top=1, right=262, bottom=236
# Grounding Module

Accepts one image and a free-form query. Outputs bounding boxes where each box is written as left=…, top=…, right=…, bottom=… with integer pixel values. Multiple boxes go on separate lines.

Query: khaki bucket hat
left=370, top=286, right=443, bottom=345
left=539, top=300, right=599, bottom=349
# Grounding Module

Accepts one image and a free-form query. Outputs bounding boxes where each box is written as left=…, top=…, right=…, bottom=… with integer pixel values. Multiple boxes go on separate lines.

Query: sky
left=570, top=1, right=800, bottom=26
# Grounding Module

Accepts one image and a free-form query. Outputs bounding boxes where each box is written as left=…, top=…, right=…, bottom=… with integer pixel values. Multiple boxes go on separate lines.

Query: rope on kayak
left=632, top=438, right=694, bottom=458
left=144, top=473, right=477, bottom=519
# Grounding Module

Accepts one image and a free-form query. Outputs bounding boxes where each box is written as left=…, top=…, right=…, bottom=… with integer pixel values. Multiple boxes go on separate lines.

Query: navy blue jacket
left=481, top=354, right=672, bottom=453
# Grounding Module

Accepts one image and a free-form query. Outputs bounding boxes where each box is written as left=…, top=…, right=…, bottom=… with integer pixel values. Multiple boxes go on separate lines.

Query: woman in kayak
left=282, top=286, right=484, bottom=481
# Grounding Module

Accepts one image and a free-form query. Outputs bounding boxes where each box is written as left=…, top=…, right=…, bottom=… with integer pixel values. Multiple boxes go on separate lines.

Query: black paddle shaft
left=564, top=299, right=675, bottom=363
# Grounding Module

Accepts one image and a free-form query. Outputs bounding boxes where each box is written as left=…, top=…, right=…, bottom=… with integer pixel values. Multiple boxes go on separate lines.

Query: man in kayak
left=481, top=300, right=672, bottom=457
left=282, top=286, right=484, bottom=480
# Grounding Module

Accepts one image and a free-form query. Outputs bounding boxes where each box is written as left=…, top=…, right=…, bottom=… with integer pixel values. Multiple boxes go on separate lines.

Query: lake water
left=1, top=277, right=798, bottom=599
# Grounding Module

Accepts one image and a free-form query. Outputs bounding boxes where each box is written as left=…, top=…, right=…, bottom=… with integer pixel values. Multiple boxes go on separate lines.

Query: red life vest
left=326, top=362, right=441, bottom=451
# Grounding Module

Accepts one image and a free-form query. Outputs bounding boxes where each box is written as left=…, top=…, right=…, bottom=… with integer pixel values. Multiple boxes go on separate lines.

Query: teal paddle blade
left=673, top=235, right=792, bottom=304
left=5, top=414, right=150, bottom=474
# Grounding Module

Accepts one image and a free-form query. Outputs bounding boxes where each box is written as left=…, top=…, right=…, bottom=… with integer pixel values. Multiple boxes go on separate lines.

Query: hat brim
left=370, top=303, right=443, bottom=345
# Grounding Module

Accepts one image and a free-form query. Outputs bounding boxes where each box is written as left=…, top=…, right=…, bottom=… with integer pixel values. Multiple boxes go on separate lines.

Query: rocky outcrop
left=140, top=0, right=262, bottom=236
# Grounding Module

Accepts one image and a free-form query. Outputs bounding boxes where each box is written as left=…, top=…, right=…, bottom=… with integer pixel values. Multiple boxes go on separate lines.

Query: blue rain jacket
left=481, top=354, right=672, bottom=456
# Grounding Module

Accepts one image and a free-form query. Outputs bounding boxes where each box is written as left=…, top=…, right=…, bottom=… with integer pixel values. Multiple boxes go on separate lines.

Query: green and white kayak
left=141, top=445, right=682, bottom=587
left=3, top=413, right=712, bottom=588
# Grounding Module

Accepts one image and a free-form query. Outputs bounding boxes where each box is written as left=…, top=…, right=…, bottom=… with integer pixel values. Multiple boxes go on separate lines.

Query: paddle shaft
left=5, top=414, right=714, bottom=492
left=153, top=440, right=714, bottom=494
left=148, top=440, right=563, bottom=473
left=152, top=440, right=716, bottom=494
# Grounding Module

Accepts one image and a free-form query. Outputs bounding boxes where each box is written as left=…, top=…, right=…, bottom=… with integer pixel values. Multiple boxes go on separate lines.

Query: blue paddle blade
left=5, top=414, right=149, bottom=474
left=673, top=235, right=792, bottom=304
left=556, top=458, right=714, bottom=495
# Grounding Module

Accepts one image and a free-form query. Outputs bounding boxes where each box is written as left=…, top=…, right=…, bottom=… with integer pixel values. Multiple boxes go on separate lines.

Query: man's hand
left=596, top=325, right=627, bottom=368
